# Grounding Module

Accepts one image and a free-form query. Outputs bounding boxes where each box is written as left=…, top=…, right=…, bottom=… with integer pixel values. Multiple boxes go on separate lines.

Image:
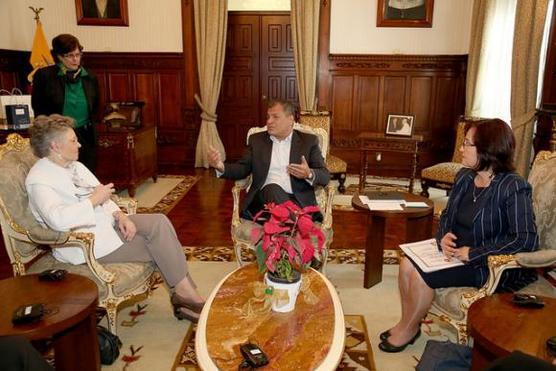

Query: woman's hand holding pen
left=89, top=183, right=115, bottom=206
left=440, top=232, right=470, bottom=262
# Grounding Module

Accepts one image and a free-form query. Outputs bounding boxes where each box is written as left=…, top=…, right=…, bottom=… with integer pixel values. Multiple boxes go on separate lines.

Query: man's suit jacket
left=222, top=129, right=330, bottom=216
left=436, top=168, right=538, bottom=291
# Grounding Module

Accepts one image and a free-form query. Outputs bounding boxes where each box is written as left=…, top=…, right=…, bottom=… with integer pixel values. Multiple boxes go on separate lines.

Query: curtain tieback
left=511, top=109, right=537, bottom=130
left=194, top=94, right=217, bottom=122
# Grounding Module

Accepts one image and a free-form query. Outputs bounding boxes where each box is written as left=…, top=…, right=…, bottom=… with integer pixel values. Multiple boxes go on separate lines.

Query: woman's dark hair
left=29, top=115, right=75, bottom=158
left=52, top=34, right=83, bottom=57
left=464, top=118, right=515, bottom=173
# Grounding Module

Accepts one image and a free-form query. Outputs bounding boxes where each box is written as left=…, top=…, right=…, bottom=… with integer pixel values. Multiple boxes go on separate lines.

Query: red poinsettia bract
left=252, top=201, right=324, bottom=278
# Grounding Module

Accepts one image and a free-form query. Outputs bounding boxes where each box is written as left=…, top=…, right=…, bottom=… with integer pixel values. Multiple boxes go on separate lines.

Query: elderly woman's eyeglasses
left=462, top=138, right=476, bottom=147
left=63, top=52, right=83, bottom=60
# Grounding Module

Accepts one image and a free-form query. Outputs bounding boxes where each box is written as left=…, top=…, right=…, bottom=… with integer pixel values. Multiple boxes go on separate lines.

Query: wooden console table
left=358, top=133, right=430, bottom=194
left=96, top=124, right=158, bottom=197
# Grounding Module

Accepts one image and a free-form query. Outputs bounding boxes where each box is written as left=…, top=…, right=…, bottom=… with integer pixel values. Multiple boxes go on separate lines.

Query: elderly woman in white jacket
left=25, top=114, right=203, bottom=323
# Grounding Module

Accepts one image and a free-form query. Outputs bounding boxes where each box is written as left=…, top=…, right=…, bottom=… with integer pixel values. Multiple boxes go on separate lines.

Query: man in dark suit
left=207, top=99, right=330, bottom=221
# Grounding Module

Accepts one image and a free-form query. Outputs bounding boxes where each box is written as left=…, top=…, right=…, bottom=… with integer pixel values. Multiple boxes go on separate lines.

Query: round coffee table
left=468, top=293, right=556, bottom=370
left=0, top=273, right=100, bottom=370
left=195, top=264, right=345, bottom=370
left=352, top=191, right=434, bottom=288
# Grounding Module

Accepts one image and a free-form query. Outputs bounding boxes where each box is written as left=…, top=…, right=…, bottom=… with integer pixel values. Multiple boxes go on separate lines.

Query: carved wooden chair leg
left=420, top=181, right=430, bottom=197
left=337, top=173, right=347, bottom=194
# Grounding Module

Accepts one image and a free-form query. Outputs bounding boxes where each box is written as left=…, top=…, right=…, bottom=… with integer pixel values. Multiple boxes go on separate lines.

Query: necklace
left=472, top=185, right=487, bottom=203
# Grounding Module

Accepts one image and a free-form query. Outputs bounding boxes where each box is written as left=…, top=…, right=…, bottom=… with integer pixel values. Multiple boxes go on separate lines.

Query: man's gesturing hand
left=287, top=156, right=313, bottom=180
left=207, top=145, right=224, bottom=172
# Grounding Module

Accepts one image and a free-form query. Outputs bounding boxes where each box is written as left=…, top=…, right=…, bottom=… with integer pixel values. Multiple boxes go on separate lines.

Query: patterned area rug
left=135, top=175, right=200, bottom=214
left=172, top=314, right=376, bottom=371
left=183, top=246, right=401, bottom=265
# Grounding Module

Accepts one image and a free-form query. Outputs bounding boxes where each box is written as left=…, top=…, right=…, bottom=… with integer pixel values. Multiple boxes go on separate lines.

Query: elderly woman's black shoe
left=379, top=329, right=391, bottom=341
left=171, top=292, right=205, bottom=313
left=173, top=306, right=199, bottom=323
left=378, top=329, right=421, bottom=353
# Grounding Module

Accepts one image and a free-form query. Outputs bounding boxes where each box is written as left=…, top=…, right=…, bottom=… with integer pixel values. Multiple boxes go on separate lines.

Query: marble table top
left=195, top=264, right=345, bottom=370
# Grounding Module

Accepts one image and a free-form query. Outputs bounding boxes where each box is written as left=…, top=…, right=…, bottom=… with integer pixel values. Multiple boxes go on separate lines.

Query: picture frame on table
left=377, top=0, right=434, bottom=28
left=75, top=0, right=129, bottom=26
left=386, top=114, right=414, bottom=137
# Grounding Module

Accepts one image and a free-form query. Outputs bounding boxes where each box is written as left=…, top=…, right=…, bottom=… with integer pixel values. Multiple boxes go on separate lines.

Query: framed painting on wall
left=377, top=0, right=434, bottom=28
left=75, top=0, right=129, bottom=26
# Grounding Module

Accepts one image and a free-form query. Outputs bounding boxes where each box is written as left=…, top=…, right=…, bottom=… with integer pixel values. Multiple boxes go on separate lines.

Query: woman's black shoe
left=378, top=329, right=421, bottom=353
left=379, top=329, right=391, bottom=341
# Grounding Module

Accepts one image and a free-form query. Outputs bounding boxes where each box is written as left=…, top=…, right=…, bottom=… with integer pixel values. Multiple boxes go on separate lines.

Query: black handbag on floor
left=97, top=325, right=122, bottom=365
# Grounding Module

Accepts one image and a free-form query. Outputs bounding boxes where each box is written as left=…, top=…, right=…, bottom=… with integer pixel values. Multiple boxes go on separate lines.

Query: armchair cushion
left=326, top=155, right=347, bottom=174
left=421, top=162, right=464, bottom=183
left=27, top=254, right=156, bottom=299
left=516, top=249, right=556, bottom=267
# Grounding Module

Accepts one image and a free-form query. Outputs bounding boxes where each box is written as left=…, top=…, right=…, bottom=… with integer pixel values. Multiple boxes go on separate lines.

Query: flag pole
left=27, top=7, right=54, bottom=83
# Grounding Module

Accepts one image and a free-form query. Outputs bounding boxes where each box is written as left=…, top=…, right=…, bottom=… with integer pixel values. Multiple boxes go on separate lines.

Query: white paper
left=400, top=238, right=464, bottom=273
left=367, top=201, right=403, bottom=210
left=404, top=201, right=429, bottom=208
left=358, top=195, right=370, bottom=204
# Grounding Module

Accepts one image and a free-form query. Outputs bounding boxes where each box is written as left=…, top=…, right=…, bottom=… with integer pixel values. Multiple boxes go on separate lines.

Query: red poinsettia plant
left=252, top=201, right=325, bottom=281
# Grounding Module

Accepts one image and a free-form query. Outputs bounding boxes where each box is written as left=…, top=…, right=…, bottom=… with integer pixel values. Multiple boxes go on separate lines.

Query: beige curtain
left=193, top=0, right=228, bottom=168
left=511, top=0, right=548, bottom=177
left=465, top=0, right=489, bottom=116
left=291, top=0, right=321, bottom=111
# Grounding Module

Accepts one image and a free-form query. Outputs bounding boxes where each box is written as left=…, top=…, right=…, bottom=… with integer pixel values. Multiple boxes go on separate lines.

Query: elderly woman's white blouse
left=25, top=157, right=123, bottom=264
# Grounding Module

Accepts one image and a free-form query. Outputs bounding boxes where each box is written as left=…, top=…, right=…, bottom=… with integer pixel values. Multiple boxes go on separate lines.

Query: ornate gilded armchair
left=299, top=111, right=348, bottom=193
left=231, top=123, right=335, bottom=271
left=0, top=134, right=157, bottom=335
left=428, top=150, right=556, bottom=344
left=420, top=117, right=479, bottom=197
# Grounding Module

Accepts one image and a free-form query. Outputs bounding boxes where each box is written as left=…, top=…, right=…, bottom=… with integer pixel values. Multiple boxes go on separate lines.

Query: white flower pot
left=265, top=272, right=302, bottom=313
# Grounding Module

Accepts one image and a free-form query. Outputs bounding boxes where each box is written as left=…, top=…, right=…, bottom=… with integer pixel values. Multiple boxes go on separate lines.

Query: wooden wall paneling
left=408, top=76, right=434, bottom=133
left=382, top=76, right=406, bottom=126
left=356, top=75, right=381, bottom=132
left=107, top=72, right=133, bottom=101
left=0, top=50, right=30, bottom=92
left=86, top=52, right=191, bottom=166
left=328, top=55, right=467, bottom=176
left=134, top=73, right=157, bottom=127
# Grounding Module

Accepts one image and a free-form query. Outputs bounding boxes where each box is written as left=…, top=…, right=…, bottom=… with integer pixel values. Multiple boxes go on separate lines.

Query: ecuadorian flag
left=27, top=20, right=54, bottom=83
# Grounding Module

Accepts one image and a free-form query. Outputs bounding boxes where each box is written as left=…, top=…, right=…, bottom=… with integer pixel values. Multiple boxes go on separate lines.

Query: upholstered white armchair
left=231, top=123, right=335, bottom=272
left=0, top=134, right=157, bottom=335
left=428, top=150, right=556, bottom=344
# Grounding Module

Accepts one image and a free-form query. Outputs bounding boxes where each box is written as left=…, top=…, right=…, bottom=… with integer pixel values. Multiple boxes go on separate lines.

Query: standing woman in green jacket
left=32, top=34, right=99, bottom=172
